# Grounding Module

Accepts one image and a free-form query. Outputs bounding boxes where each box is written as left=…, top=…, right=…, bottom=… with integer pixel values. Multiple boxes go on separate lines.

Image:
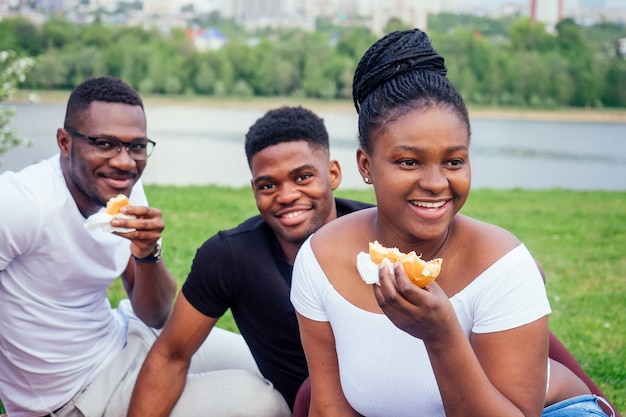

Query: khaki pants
left=50, top=301, right=291, bottom=417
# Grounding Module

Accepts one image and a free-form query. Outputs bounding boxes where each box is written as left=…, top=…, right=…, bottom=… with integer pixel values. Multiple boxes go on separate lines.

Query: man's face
left=57, top=101, right=148, bottom=216
left=250, top=140, right=341, bottom=257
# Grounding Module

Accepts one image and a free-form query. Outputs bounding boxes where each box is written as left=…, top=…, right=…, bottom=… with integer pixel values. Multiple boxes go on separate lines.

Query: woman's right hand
left=373, top=261, right=457, bottom=344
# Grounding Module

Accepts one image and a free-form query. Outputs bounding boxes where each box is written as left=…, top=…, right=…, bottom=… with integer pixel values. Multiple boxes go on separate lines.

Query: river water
left=2, top=102, right=626, bottom=191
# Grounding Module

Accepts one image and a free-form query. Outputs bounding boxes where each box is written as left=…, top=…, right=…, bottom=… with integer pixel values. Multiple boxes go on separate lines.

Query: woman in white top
left=291, top=28, right=612, bottom=417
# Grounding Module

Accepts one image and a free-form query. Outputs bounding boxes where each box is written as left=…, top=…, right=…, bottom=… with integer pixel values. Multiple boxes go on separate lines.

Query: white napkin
left=356, top=252, right=396, bottom=286
left=85, top=210, right=136, bottom=233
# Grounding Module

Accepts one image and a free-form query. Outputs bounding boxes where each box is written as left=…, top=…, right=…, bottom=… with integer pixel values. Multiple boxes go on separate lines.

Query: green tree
left=42, top=16, right=79, bottom=50
left=144, top=49, right=168, bottom=94
left=384, top=17, right=412, bottom=34
left=2, top=12, right=624, bottom=109
left=325, top=55, right=356, bottom=99
left=270, top=57, right=299, bottom=96
left=193, top=61, right=217, bottom=94
left=336, top=27, right=377, bottom=62
left=568, top=50, right=601, bottom=107
left=601, top=58, right=626, bottom=107
left=27, top=50, right=70, bottom=89
left=67, top=46, right=107, bottom=86
left=224, top=41, right=255, bottom=90
left=164, top=76, right=182, bottom=95
left=212, top=49, right=236, bottom=93
left=509, top=17, right=556, bottom=52
left=297, top=32, right=335, bottom=97
left=232, top=79, right=254, bottom=97
left=505, top=50, right=552, bottom=106
left=543, top=51, right=574, bottom=106
left=301, top=54, right=326, bottom=97
left=80, top=22, right=114, bottom=49
left=0, top=17, right=44, bottom=56
left=556, top=18, right=586, bottom=57
left=104, top=36, right=148, bottom=85
left=429, top=12, right=516, bottom=39
left=0, top=51, right=34, bottom=166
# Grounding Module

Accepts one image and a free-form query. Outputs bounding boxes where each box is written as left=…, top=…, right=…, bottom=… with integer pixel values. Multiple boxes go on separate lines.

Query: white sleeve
left=454, top=244, right=552, bottom=334
left=0, top=172, right=41, bottom=270
left=290, top=236, right=331, bottom=322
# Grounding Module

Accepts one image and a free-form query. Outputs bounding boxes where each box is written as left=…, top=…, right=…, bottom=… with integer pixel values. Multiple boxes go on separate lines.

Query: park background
left=1, top=1, right=625, bottom=415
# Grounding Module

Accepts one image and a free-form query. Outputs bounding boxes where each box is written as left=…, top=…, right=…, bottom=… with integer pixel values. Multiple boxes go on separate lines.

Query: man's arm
left=128, top=292, right=219, bottom=417
left=118, top=204, right=177, bottom=328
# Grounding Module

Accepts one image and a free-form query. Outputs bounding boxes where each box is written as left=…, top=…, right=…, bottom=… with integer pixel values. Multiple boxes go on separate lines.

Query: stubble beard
left=69, top=146, right=106, bottom=208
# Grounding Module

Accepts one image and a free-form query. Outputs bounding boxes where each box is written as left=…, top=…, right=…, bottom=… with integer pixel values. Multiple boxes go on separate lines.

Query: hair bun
left=353, top=28, right=447, bottom=113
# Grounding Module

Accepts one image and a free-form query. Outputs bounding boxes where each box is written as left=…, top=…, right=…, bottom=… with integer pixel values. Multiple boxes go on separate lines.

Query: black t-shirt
left=182, top=198, right=372, bottom=408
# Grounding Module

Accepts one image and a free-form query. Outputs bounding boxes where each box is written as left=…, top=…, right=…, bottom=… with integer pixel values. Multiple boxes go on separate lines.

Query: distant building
left=233, top=0, right=316, bottom=31
left=229, top=0, right=441, bottom=34
left=142, top=0, right=177, bottom=15
left=370, top=0, right=441, bottom=34
left=4, top=0, right=626, bottom=35
left=531, top=0, right=563, bottom=31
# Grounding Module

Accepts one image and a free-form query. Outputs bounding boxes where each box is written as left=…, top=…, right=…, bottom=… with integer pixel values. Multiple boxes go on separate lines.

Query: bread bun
left=105, top=194, right=131, bottom=215
left=369, top=240, right=442, bottom=288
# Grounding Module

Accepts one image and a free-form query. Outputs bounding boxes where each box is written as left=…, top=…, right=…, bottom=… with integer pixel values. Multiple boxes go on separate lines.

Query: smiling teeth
left=283, top=210, right=304, bottom=219
left=413, top=201, right=445, bottom=208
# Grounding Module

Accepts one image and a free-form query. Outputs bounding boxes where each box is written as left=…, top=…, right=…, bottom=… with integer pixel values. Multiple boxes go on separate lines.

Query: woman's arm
left=296, top=312, right=362, bottom=417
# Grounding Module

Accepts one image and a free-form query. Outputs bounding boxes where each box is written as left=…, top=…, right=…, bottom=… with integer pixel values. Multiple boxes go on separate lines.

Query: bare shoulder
left=312, top=208, right=375, bottom=250
left=311, top=207, right=376, bottom=266
left=454, top=214, right=521, bottom=259
left=442, top=215, right=524, bottom=291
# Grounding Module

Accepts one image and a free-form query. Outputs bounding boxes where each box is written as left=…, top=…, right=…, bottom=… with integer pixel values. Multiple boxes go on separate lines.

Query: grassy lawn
left=1, top=186, right=624, bottom=415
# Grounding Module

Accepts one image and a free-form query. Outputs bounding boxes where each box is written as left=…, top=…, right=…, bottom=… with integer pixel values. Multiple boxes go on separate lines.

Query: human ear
left=57, top=128, right=72, bottom=156
left=356, top=147, right=371, bottom=183
left=328, top=160, right=342, bottom=191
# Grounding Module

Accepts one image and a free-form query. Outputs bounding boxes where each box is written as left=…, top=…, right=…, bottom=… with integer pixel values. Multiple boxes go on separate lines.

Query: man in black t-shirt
left=129, top=106, right=371, bottom=415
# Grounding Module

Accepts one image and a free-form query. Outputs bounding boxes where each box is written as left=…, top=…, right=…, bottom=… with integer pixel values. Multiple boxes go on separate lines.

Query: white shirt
left=0, top=155, right=147, bottom=416
left=291, top=236, right=552, bottom=417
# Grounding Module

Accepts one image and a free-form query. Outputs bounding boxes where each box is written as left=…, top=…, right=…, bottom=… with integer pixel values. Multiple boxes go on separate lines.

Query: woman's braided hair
left=352, top=28, right=470, bottom=153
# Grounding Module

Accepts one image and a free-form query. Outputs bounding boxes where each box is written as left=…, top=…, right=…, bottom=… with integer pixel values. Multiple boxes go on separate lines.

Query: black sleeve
left=181, top=232, right=236, bottom=319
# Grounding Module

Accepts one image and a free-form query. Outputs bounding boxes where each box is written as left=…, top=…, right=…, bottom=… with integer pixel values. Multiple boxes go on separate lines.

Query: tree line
left=1, top=12, right=625, bottom=108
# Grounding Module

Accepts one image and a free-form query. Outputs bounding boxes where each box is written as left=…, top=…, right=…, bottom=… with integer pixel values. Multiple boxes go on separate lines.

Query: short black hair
left=64, top=76, right=144, bottom=129
left=244, top=106, right=329, bottom=166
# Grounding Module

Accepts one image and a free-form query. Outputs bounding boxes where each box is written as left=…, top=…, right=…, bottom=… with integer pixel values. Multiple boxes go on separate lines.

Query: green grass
left=461, top=189, right=626, bottom=411
left=1, top=186, right=624, bottom=415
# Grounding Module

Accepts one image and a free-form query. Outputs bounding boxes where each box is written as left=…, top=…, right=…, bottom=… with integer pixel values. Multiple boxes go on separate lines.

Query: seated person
left=0, top=76, right=177, bottom=417
left=128, top=106, right=371, bottom=416
left=291, top=28, right=617, bottom=417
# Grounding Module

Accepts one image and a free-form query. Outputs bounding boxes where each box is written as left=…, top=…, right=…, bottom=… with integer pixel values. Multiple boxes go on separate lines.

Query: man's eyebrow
left=290, top=164, right=317, bottom=175
left=252, top=164, right=318, bottom=186
left=88, top=132, right=150, bottom=143
left=252, top=174, right=274, bottom=185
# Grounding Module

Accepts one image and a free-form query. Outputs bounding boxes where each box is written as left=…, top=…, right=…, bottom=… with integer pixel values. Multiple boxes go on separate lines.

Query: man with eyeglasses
left=0, top=76, right=287, bottom=417
left=64, top=127, right=156, bottom=161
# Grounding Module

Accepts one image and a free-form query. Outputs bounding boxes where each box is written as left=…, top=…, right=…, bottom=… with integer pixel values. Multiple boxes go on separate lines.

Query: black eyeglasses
left=65, top=128, right=156, bottom=160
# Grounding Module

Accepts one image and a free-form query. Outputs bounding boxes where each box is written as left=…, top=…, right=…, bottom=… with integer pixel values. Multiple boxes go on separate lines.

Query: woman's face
left=357, top=105, right=470, bottom=247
